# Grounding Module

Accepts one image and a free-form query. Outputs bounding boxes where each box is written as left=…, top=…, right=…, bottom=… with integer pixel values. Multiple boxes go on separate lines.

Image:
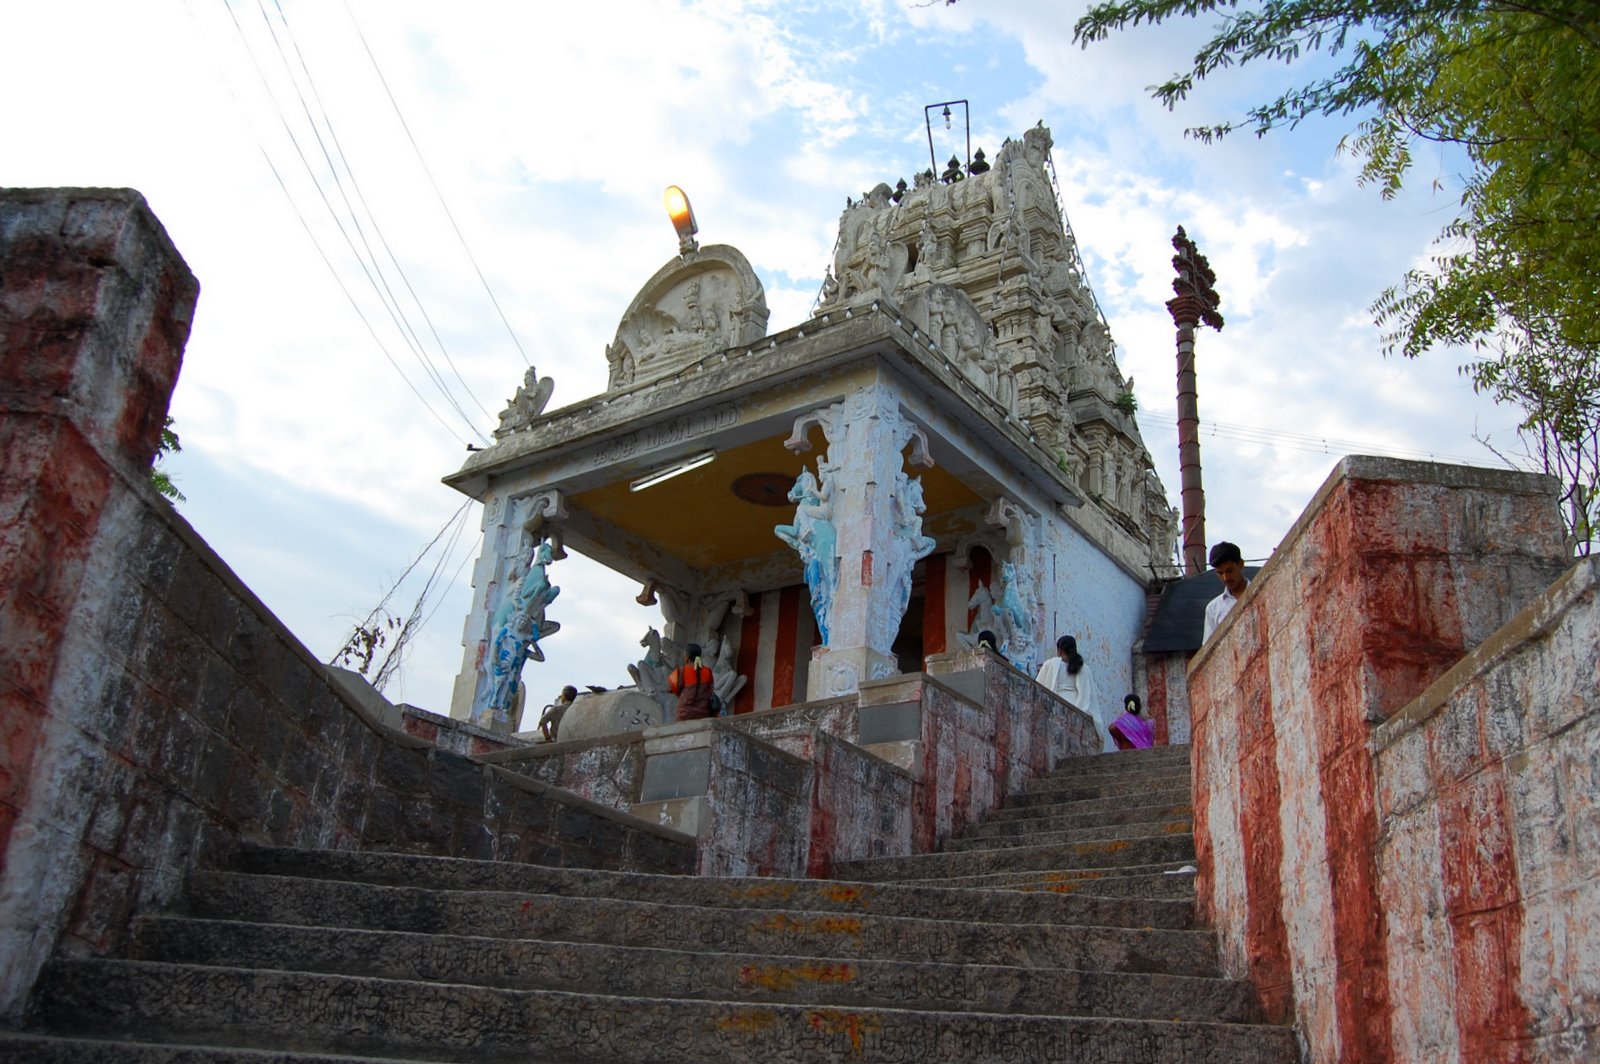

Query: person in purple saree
left=1110, top=693, right=1156, bottom=750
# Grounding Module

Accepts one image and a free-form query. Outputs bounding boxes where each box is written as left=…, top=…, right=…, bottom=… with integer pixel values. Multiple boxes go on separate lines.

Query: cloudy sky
left=3, top=0, right=1526, bottom=722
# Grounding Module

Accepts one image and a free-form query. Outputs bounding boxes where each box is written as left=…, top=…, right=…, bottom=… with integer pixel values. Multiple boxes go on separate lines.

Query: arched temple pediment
left=604, top=244, right=770, bottom=390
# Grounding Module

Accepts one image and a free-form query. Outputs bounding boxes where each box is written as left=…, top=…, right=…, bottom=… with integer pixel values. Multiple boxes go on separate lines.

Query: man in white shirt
left=1202, top=541, right=1250, bottom=642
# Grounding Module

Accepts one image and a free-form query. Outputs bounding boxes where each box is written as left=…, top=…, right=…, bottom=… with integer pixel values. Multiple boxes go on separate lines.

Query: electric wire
left=342, top=0, right=534, bottom=368
left=219, top=0, right=483, bottom=439
left=241, top=0, right=484, bottom=436
left=185, top=0, right=470, bottom=446
left=372, top=499, right=476, bottom=691
left=1136, top=410, right=1531, bottom=470
left=253, top=0, right=480, bottom=431
left=257, top=143, right=473, bottom=447
left=262, top=0, right=495, bottom=427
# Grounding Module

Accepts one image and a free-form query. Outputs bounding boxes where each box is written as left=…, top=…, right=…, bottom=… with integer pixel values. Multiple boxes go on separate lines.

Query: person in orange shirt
left=668, top=644, right=716, bottom=722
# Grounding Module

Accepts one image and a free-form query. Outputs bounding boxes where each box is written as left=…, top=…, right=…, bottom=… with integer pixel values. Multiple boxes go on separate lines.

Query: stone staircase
left=5, top=744, right=1299, bottom=1062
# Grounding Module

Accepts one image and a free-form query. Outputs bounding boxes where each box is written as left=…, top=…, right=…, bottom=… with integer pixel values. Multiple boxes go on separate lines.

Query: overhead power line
left=185, top=0, right=472, bottom=446
left=342, top=0, right=534, bottom=369
left=1137, top=410, right=1530, bottom=471
left=213, top=0, right=494, bottom=442
left=261, top=0, right=495, bottom=426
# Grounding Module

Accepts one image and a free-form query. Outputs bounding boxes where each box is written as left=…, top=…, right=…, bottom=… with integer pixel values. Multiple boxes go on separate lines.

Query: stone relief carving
left=819, top=184, right=906, bottom=310
left=909, top=285, right=1016, bottom=417
left=710, top=632, right=746, bottom=707
left=476, top=536, right=561, bottom=729
left=783, top=392, right=935, bottom=660
left=627, top=626, right=675, bottom=720
left=802, top=121, right=1172, bottom=565
left=630, top=585, right=748, bottom=715
left=873, top=471, right=937, bottom=655
left=992, top=560, right=1032, bottom=667
left=774, top=467, right=839, bottom=643
left=605, top=246, right=769, bottom=391
left=957, top=579, right=997, bottom=650
left=470, top=491, right=571, bottom=728
left=822, top=658, right=861, bottom=698
left=496, top=365, right=555, bottom=436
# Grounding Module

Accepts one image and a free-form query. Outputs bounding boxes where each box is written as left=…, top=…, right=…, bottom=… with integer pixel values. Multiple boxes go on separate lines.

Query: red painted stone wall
left=0, top=190, right=694, bottom=1022
left=1373, top=558, right=1599, bottom=1063
left=1134, top=649, right=1190, bottom=746
left=1188, top=456, right=1572, bottom=1062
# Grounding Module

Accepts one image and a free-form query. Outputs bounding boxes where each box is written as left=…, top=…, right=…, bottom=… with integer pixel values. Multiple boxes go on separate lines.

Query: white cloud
left=2, top=0, right=1534, bottom=715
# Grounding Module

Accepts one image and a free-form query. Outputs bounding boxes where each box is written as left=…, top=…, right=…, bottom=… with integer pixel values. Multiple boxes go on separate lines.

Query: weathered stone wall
left=396, top=703, right=532, bottom=757
left=1134, top=648, right=1191, bottom=745
left=1188, top=455, right=1575, bottom=1062
left=698, top=728, right=813, bottom=877
left=487, top=650, right=1100, bottom=877
left=1373, top=558, right=1599, bottom=1063
left=805, top=729, right=912, bottom=877
left=0, top=190, right=694, bottom=1022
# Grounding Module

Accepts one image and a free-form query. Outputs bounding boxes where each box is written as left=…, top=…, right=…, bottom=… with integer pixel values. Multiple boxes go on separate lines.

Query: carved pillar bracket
left=520, top=490, right=569, bottom=558
left=985, top=495, right=1034, bottom=564
left=783, top=403, right=843, bottom=456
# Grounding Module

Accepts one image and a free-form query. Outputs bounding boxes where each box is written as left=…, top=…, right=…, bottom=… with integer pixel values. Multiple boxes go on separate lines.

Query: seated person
left=1109, top=693, right=1155, bottom=750
left=538, top=685, right=577, bottom=742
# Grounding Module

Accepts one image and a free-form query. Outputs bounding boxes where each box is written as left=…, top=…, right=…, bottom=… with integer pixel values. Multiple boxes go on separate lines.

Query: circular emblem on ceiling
left=732, top=473, right=794, bottom=507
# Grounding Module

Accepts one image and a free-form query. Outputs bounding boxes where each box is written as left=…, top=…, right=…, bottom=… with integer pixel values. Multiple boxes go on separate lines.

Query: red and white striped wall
left=1186, top=457, right=1577, bottom=1064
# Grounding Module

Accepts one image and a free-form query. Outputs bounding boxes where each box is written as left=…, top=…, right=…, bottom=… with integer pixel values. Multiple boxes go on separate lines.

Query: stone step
left=836, top=833, right=1195, bottom=882
left=1018, top=770, right=1193, bottom=803
left=1045, top=747, right=1193, bottom=778
left=985, top=786, right=1192, bottom=822
left=32, top=959, right=1299, bottom=1064
left=233, top=846, right=1194, bottom=930
left=130, top=915, right=1263, bottom=1023
left=0, top=1032, right=433, bottom=1064
left=963, top=801, right=1193, bottom=838
left=186, top=870, right=1221, bottom=976
left=884, top=864, right=1201, bottom=899
left=943, top=816, right=1192, bottom=852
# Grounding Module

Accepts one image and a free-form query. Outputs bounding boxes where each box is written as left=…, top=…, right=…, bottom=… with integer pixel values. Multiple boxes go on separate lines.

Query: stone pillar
left=785, top=385, right=933, bottom=698
left=1165, top=225, right=1223, bottom=576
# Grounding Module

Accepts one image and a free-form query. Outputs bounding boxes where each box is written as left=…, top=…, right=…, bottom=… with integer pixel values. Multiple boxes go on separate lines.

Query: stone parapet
left=0, top=191, right=693, bottom=1023
left=1188, top=454, right=1575, bottom=1062
left=484, top=652, right=1102, bottom=877
left=1371, top=557, right=1599, bottom=1063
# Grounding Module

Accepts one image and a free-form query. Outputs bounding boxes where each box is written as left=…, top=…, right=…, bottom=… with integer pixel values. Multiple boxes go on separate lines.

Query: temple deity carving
left=872, top=471, right=938, bottom=655
left=627, top=626, right=675, bottom=720
left=774, top=467, right=839, bottom=643
left=959, top=580, right=998, bottom=650
left=496, top=365, right=555, bottom=436
left=991, top=560, right=1032, bottom=668
left=476, top=536, right=560, bottom=729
